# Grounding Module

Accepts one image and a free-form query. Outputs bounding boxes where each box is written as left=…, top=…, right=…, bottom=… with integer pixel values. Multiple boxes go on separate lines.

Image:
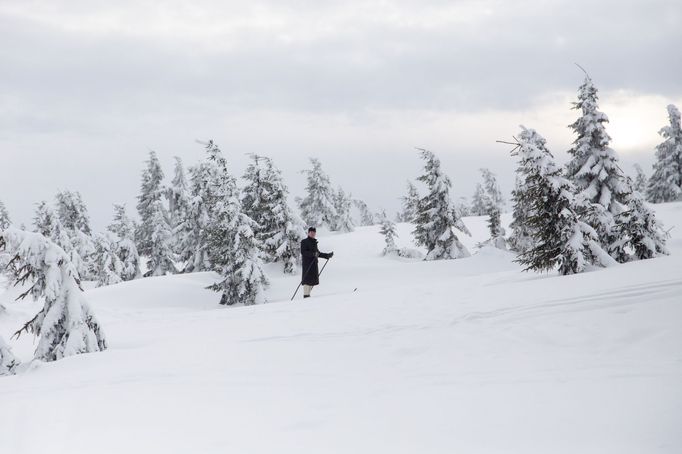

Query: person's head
left=307, top=227, right=316, bottom=238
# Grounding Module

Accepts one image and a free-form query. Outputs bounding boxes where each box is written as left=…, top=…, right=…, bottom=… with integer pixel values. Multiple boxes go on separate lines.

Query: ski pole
left=317, top=257, right=331, bottom=278
left=290, top=257, right=331, bottom=301
left=290, top=259, right=317, bottom=301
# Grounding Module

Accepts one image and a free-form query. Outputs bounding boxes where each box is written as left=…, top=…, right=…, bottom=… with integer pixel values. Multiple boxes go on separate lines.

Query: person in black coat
left=300, top=227, right=333, bottom=298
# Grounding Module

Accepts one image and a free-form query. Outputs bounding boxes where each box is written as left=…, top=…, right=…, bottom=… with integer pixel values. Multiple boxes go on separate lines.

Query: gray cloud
left=0, top=0, right=680, bottom=229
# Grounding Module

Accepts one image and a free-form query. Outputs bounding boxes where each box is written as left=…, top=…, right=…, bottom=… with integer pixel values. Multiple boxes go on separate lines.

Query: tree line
left=0, top=72, right=679, bottom=374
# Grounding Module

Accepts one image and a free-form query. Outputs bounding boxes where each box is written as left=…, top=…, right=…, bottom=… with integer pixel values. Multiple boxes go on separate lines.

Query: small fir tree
left=93, top=233, right=124, bottom=287
left=647, top=104, right=682, bottom=203
left=298, top=158, right=337, bottom=229
left=1, top=228, right=107, bottom=362
left=379, top=211, right=399, bottom=255
left=107, top=204, right=141, bottom=281
left=399, top=181, right=420, bottom=223
left=144, top=200, right=176, bottom=277
left=413, top=149, right=470, bottom=260
left=331, top=187, right=354, bottom=232
left=613, top=186, right=669, bottom=261
left=136, top=150, right=166, bottom=256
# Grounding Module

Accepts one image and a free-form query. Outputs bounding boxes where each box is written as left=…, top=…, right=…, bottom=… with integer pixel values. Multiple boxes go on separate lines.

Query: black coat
left=301, top=237, right=331, bottom=286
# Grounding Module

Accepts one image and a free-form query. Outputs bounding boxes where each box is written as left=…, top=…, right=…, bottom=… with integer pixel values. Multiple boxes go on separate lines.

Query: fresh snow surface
left=1, top=205, right=681, bottom=453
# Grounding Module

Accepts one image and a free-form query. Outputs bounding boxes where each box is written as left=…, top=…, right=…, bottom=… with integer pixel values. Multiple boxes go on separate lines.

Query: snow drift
left=1, top=204, right=681, bottom=453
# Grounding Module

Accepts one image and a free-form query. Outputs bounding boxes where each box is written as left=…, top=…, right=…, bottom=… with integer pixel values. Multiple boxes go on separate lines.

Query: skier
left=300, top=227, right=334, bottom=298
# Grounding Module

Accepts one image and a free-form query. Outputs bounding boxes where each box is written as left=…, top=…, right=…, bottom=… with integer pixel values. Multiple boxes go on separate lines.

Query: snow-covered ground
left=1, top=204, right=681, bottom=454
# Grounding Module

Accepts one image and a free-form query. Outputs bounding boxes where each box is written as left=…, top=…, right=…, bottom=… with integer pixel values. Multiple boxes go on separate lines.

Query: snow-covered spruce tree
left=48, top=217, right=73, bottom=259
left=413, top=149, right=470, bottom=260
left=55, top=190, right=92, bottom=234
left=0, top=200, right=11, bottom=230
left=241, top=154, right=303, bottom=274
left=632, top=164, right=648, bottom=194
left=647, top=104, right=682, bottom=203
left=0, top=228, right=107, bottom=362
left=241, top=153, right=270, bottom=227
left=32, top=201, right=57, bottom=237
left=508, top=177, right=534, bottom=254
left=455, top=196, right=471, bottom=218
left=486, top=207, right=507, bottom=250
left=298, top=158, right=337, bottom=229
left=379, top=211, right=399, bottom=255
left=470, top=183, right=490, bottom=216
left=204, top=145, right=268, bottom=305
left=167, top=156, right=190, bottom=254
left=612, top=185, right=668, bottom=261
left=55, top=190, right=96, bottom=279
left=352, top=199, right=375, bottom=226
left=565, top=75, right=630, bottom=256
left=0, top=336, right=18, bottom=375
left=107, top=204, right=141, bottom=281
left=479, top=168, right=505, bottom=213
left=92, top=233, right=123, bottom=287
left=399, top=181, right=420, bottom=223
left=175, top=142, right=223, bottom=273
left=513, top=126, right=615, bottom=275
left=331, top=187, right=354, bottom=232
left=136, top=150, right=166, bottom=257
left=144, top=200, right=176, bottom=277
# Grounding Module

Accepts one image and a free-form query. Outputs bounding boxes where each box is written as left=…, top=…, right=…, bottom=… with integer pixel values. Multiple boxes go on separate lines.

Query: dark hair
left=308, top=226, right=316, bottom=232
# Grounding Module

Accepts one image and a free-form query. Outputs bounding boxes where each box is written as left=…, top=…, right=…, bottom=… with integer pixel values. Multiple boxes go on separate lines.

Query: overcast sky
left=1, top=0, right=681, bottom=229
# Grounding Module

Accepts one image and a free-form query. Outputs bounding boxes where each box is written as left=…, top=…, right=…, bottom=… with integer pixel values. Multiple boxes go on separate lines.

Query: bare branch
left=574, top=63, right=590, bottom=78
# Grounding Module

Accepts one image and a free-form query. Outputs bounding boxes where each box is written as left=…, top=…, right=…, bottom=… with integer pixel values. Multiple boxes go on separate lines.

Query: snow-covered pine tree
left=632, top=164, right=648, bottom=194
left=203, top=144, right=268, bottom=305
left=455, top=197, right=471, bottom=218
left=55, top=190, right=96, bottom=279
left=565, top=75, right=630, bottom=256
left=145, top=200, right=176, bottom=277
left=241, top=154, right=303, bottom=274
left=175, top=143, right=222, bottom=273
left=0, top=200, right=11, bottom=230
left=379, top=211, right=399, bottom=255
left=413, top=149, right=470, bottom=260
left=241, top=153, right=270, bottom=228
left=331, top=187, right=354, bottom=232
left=612, top=185, right=669, bottom=261
left=469, top=183, right=490, bottom=216
left=508, top=177, right=534, bottom=254
left=298, top=158, right=337, bottom=229
left=55, top=190, right=92, bottom=234
left=513, top=126, right=615, bottom=275
left=0, top=336, right=18, bottom=375
left=647, top=104, right=682, bottom=203
left=352, top=199, right=375, bottom=226
left=399, top=181, right=420, bottom=223
left=0, top=228, right=107, bottom=361
left=32, top=201, right=57, bottom=237
left=107, top=204, right=141, bottom=281
left=479, top=168, right=505, bottom=212
left=167, top=156, right=190, bottom=254
left=486, top=207, right=507, bottom=250
left=136, top=150, right=166, bottom=257
left=93, top=233, right=124, bottom=287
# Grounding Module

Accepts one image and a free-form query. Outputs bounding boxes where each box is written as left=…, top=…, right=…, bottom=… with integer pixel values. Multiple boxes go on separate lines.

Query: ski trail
left=452, top=278, right=682, bottom=324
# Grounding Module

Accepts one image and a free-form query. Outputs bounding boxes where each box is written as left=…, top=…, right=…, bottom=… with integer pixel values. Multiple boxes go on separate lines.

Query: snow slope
left=1, top=204, right=681, bottom=454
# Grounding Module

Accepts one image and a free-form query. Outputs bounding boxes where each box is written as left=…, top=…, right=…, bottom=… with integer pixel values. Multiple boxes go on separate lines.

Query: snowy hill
left=1, top=204, right=681, bottom=454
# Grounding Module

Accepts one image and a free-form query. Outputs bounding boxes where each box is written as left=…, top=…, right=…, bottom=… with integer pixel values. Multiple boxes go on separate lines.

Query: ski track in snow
left=1, top=204, right=681, bottom=453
